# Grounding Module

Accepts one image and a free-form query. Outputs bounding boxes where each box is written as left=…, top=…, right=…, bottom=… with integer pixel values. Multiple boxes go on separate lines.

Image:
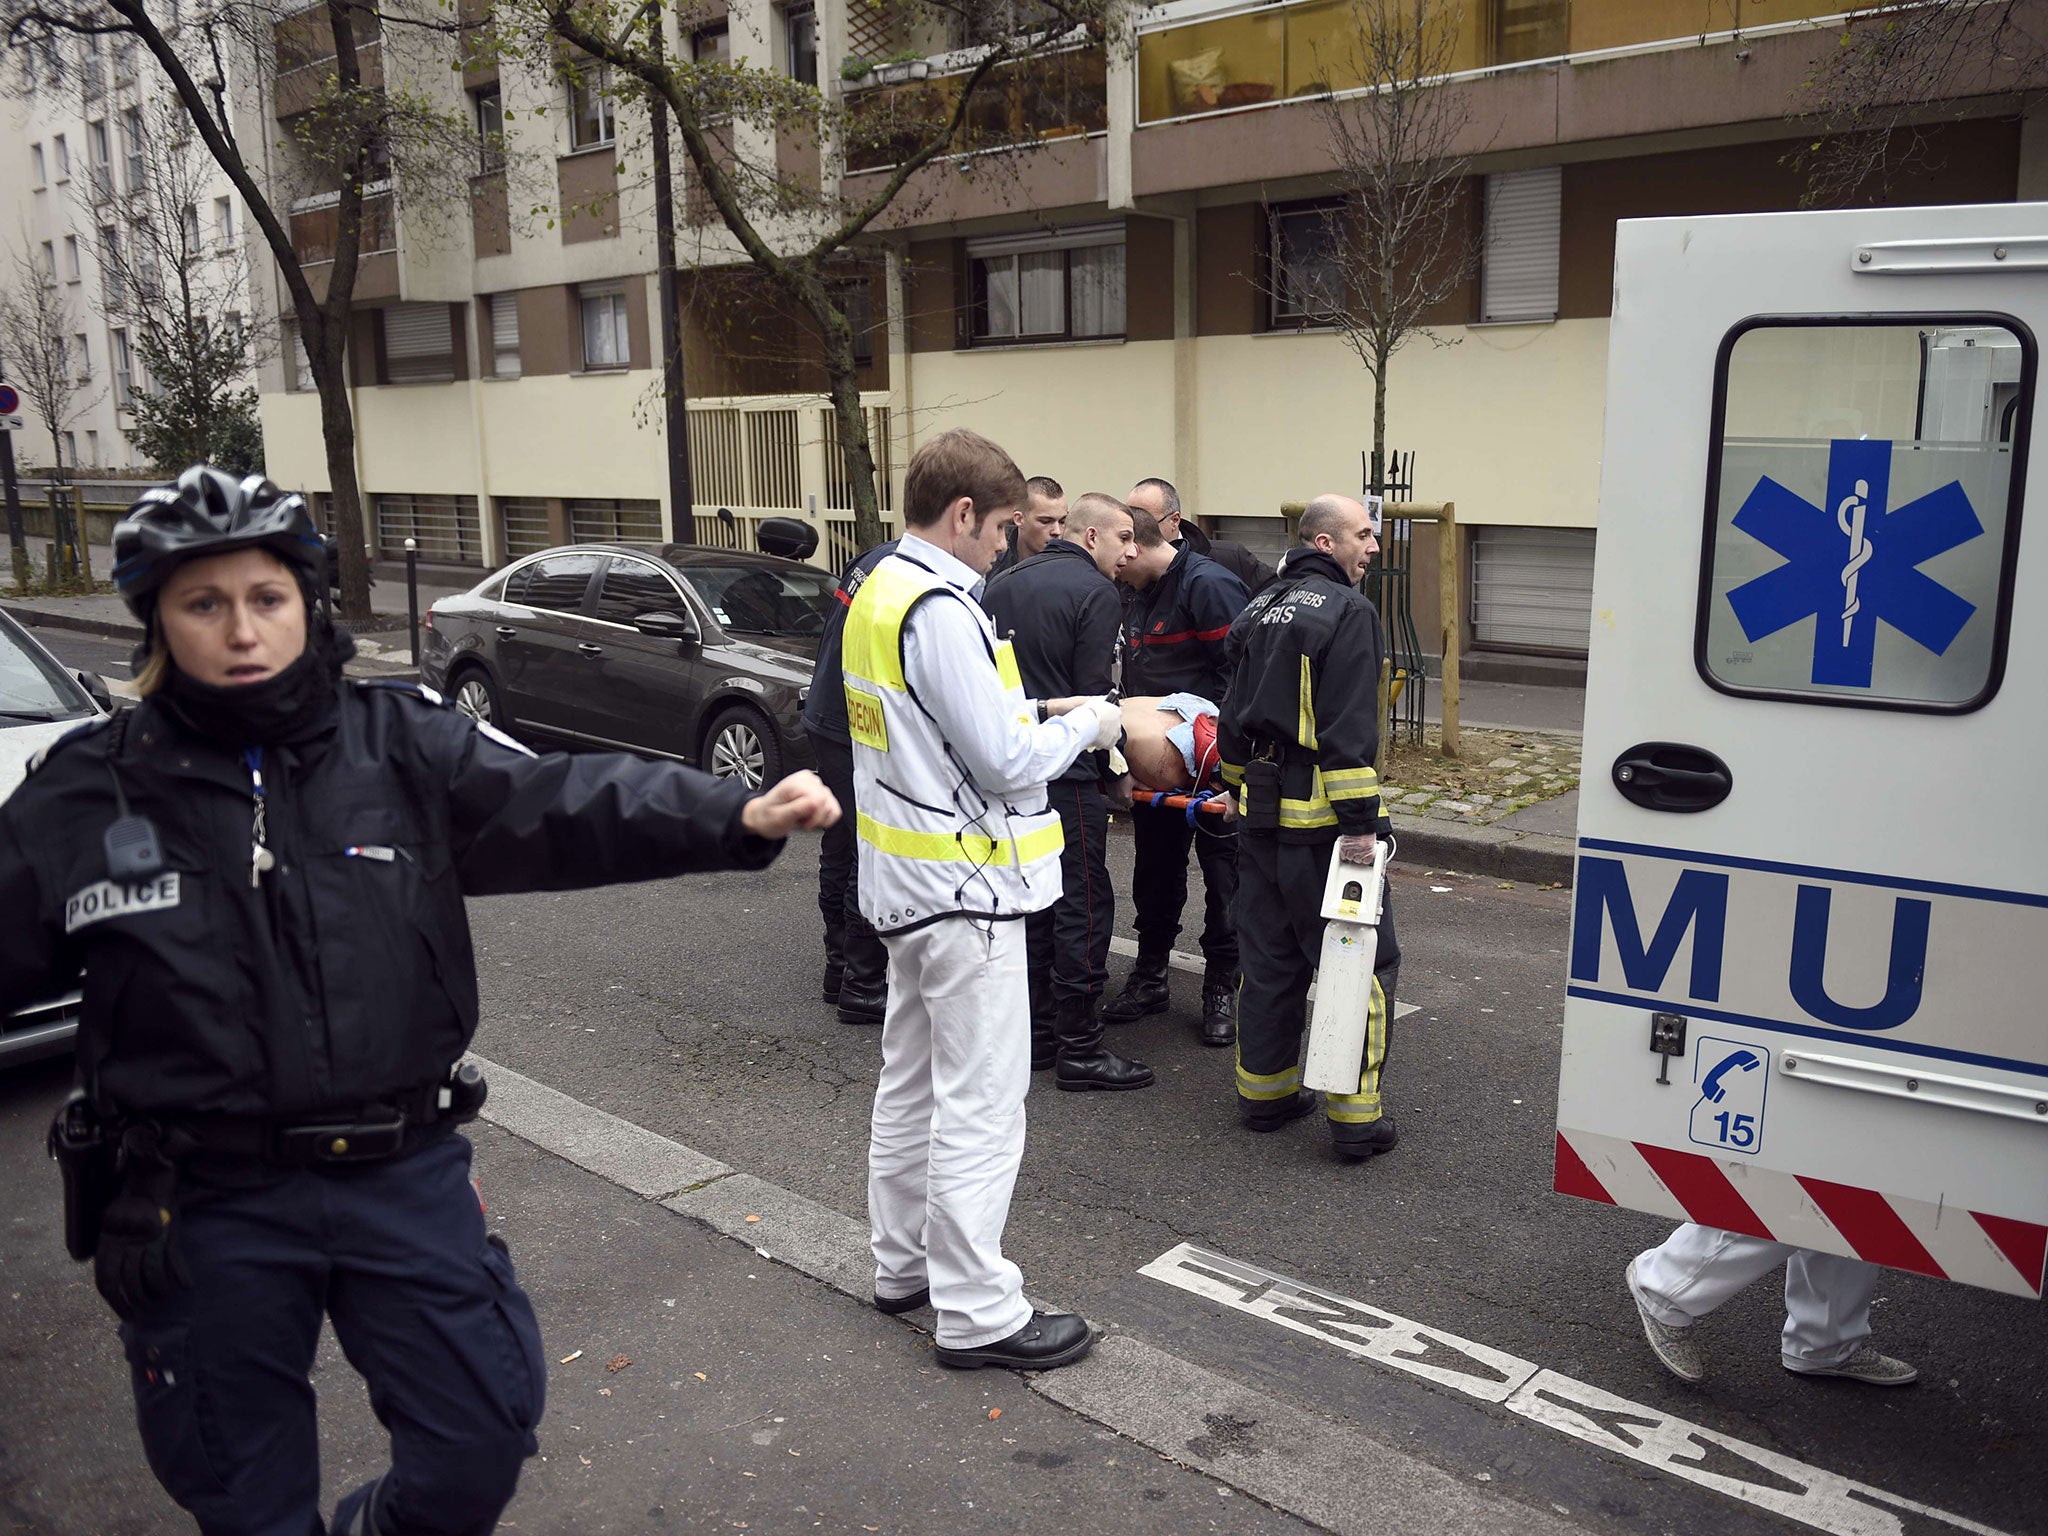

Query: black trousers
left=812, top=733, right=886, bottom=987
left=1027, top=777, right=1112, bottom=1054
left=1129, top=798, right=1239, bottom=979
left=1233, top=832, right=1399, bottom=1125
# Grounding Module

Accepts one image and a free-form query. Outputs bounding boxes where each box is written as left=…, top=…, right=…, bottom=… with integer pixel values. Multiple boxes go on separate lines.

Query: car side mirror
left=634, top=610, right=698, bottom=645
left=75, top=669, right=114, bottom=713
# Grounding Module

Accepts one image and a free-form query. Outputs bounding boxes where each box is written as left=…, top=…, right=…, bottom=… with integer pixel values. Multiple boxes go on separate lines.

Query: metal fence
left=499, top=498, right=552, bottom=560
left=568, top=498, right=662, bottom=545
left=374, top=493, right=485, bottom=565
left=1362, top=449, right=1427, bottom=747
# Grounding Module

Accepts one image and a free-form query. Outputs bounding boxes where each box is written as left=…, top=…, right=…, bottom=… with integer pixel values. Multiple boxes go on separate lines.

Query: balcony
left=1135, top=0, right=1845, bottom=124
left=844, top=44, right=1108, bottom=173
left=272, top=5, right=385, bottom=120
left=290, top=190, right=396, bottom=266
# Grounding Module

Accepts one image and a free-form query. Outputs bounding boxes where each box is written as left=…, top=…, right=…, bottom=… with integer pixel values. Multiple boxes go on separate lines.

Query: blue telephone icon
left=1700, top=1050, right=1762, bottom=1105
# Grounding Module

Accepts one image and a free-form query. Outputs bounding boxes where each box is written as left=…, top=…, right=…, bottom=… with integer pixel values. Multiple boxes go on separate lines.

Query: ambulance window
left=1698, top=317, right=2031, bottom=712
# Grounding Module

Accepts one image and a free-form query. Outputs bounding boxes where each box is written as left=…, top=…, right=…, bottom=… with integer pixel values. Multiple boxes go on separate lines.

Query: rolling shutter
left=1469, top=526, right=1595, bottom=652
left=1481, top=168, right=1561, bottom=323
left=491, top=296, right=521, bottom=378
left=382, top=302, right=455, bottom=383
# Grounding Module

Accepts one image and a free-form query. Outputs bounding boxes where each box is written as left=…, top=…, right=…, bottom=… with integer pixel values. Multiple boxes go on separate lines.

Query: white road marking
left=1106, top=934, right=1421, bottom=1019
left=1143, top=1242, right=2011, bottom=1536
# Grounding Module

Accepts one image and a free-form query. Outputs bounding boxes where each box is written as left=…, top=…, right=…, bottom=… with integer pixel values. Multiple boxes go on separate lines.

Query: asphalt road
left=5, top=628, right=2042, bottom=1534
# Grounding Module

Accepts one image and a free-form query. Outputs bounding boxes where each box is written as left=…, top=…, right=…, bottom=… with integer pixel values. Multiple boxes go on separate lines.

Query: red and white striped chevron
left=1556, top=1128, right=2048, bottom=1300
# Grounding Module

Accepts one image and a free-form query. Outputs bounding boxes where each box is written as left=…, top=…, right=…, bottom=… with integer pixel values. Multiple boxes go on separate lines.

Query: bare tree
left=3, top=0, right=510, bottom=618
left=89, top=93, right=269, bottom=475
left=0, top=241, right=99, bottom=585
left=1265, top=0, right=1480, bottom=498
left=501, top=0, right=1114, bottom=549
left=1789, top=0, right=2048, bottom=206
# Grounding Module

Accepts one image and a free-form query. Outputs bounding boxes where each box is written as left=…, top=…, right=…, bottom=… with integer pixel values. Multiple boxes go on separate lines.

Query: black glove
left=93, top=1129, right=189, bottom=1317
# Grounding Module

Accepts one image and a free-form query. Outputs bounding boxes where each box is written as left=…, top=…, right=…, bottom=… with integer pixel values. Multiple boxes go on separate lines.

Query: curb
left=1, top=603, right=142, bottom=644
left=1388, top=811, right=1576, bottom=887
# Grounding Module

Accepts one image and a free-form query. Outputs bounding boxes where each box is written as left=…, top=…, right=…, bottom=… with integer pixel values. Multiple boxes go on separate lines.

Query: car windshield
left=0, top=622, right=91, bottom=725
left=680, top=563, right=835, bottom=637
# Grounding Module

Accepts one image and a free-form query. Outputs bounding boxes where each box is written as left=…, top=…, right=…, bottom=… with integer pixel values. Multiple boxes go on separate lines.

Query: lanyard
left=246, top=747, right=275, bottom=888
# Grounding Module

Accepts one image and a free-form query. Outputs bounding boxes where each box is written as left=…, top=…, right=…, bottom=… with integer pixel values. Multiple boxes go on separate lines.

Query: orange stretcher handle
left=1132, top=786, right=1232, bottom=815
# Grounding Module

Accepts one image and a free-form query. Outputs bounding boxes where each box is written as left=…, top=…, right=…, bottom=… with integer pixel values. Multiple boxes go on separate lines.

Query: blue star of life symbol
left=1726, top=438, right=1985, bottom=688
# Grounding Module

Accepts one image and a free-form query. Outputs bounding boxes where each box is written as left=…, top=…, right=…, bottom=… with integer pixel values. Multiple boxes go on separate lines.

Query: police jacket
left=801, top=539, right=899, bottom=746
left=0, top=682, right=779, bottom=1122
left=981, top=539, right=1120, bottom=783
left=1123, top=545, right=1251, bottom=701
left=1217, top=548, right=1388, bottom=844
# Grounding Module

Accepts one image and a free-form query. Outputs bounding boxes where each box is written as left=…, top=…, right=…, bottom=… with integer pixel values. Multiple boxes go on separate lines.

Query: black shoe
left=1100, top=953, right=1171, bottom=1024
left=1054, top=1049, right=1156, bottom=1092
left=875, top=1286, right=929, bottom=1315
left=934, top=1311, right=1095, bottom=1371
left=1031, top=1049, right=1057, bottom=1072
left=823, top=963, right=845, bottom=1004
left=1242, top=1089, right=1320, bottom=1132
left=1199, top=982, right=1237, bottom=1049
left=837, top=976, right=886, bottom=1026
left=1332, top=1117, right=1399, bottom=1161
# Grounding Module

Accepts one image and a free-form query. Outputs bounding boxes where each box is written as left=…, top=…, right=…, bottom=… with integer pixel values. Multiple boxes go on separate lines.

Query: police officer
left=804, top=536, right=899, bottom=1025
left=988, top=475, right=1067, bottom=579
left=1217, top=494, right=1400, bottom=1160
left=846, top=429, right=1119, bottom=1370
left=983, top=493, right=1150, bottom=1091
left=1101, top=506, right=1250, bottom=1048
left=1, top=467, right=839, bottom=1534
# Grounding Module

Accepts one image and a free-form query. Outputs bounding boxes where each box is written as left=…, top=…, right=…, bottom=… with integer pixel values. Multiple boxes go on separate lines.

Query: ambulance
left=1554, top=203, right=2048, bottom=1299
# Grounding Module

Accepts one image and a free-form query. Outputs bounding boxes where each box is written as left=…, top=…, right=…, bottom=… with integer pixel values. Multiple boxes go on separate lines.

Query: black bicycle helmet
left=113, top=465, right=326, bottom=621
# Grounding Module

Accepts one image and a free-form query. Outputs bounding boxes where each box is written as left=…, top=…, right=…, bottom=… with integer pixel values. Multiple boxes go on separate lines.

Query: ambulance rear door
left=1555, top=203, right=2048, bottom=1298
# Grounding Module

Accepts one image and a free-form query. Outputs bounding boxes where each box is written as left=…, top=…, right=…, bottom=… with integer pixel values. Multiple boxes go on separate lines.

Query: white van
left=1555, top=204, right=2047, bottom=1299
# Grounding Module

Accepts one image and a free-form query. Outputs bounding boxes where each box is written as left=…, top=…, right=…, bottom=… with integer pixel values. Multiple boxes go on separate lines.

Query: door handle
left=494, top=625, right=517, bottom=638
left=577, top=642, right=605, bottom=657
left=1612, top=742, right=1732, bottom=813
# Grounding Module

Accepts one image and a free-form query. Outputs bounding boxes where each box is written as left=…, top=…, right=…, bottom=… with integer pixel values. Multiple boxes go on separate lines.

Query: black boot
left=1241, top=1089, right=1319, bottom=1132
left=1100, top=949, right=1171, bottom=1024
left=838, top=916, right=888, bottom=1026
left=1053, top=994, right=1153, bottom=1091
left=1332, top=1116, right=1399, bottom=1161
left=1199, top=978, right=1236, bottom=1049
left=822, top=925, right=845, bottom=1004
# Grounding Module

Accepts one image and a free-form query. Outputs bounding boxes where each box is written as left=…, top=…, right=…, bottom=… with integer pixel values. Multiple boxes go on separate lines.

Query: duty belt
left=165, top=1082, right=463, bottom=1168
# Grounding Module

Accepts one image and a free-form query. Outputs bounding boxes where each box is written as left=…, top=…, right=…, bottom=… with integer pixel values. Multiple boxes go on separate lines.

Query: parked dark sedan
left=419, top=543, right=833, bottom=787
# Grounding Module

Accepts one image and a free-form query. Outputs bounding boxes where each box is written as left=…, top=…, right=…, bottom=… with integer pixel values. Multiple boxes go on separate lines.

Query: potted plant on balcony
left=840, top=54, right=878, bottom=89
left=873, top=49, right=931, bottom=85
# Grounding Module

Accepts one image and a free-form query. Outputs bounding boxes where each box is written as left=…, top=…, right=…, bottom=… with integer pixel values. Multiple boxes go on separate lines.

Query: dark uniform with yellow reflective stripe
left=1217, top=547, right=1400, bottom=1156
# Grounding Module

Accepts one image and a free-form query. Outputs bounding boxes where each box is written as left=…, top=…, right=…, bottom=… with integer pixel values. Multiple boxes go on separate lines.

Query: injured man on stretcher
left=1049, top=692, right=1232, bottom=814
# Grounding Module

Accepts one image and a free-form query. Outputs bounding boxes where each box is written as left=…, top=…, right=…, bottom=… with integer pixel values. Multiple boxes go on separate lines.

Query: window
left=72, top=332, right=90, bottom=379
left=224, top=311, right=244, bottom=349
left=579, top=282, right=630, bottom=370
left=37, top=242, right=55, bottom=284
left=506, top=551, right=601, bottom=612
left=474, top=85, right=504, bottom=173
left=290, top=328, right=315, bottom=391
left=99, top=224, right=122, bottom=305
left=692, top=23, right=729, bottom=64
left=499, top=498, right=551, bottom=559
left=837, top=277, right=875, bottom=366
left=1699, top=318, right=2029, bottom=713
left=183, top=204, right=200, bottom=255
left=783, top=3, right=817, bottom=86
left=112, top=328, right=134, bottom=406
left=84, top=430, right=99, bottom=465
left=52, top=133, right=68, bottom=180
left=1481, top=166, right=1560, bottom=323
left=569, top=63, right=615, bottom=149
left=87, top=120, right=110, bottom=198
left=567, top=498, right=660, bottom=543
left=680, top=562, right=837, bottom=635
left=59, top=236, right=79, bottom=283
left=1266, top=200, right=1344, bottom=328
left=967, top=224, right=1125, bottom=345
left=593, top=557, right=686, bottom=625
left=30, top=143, right=44, bottom=187
left=488, top=293, right=521, bottom=378
left=381, top=302, right=455, bottom=384
left=120, top=106, right=144, bottom=194
left=61, top=431, right=76, bottom=467
left=214, top=196, right=234, bottom=247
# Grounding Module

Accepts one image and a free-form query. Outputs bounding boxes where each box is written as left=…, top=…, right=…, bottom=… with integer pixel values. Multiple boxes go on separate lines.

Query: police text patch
left=65, top=873, right=182, bottom=933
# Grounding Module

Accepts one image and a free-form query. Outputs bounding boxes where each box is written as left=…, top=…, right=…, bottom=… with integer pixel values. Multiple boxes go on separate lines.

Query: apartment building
left=251, top=0, right=2044, bottom=658
left=3, top=28, right=254, bottom=478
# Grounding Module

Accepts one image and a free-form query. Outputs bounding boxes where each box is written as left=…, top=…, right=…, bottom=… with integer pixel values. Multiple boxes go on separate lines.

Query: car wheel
left=451, top=667, right=503, bottom=728
left=703, top=704, right=781, bottom=790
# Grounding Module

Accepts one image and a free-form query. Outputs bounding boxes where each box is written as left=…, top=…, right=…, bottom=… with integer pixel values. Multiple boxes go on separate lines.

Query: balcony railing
left=844, top=44, right=1108, bottom=173
left=1136, top=0, right=1849, bottom=124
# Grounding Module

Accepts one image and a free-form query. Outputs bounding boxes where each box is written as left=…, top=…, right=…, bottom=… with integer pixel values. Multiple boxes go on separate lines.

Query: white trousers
left=1633, top=1224, right=1877, bottom=1367
left=868, top=917, right=1034, bottom=1350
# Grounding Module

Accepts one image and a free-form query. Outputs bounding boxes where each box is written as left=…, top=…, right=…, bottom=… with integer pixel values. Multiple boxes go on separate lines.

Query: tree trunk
left=823, top=337, right=881, bottom=552
left=1371, top=341, right=1389, bottom=501
left=309, top=345, right=371, bottom=619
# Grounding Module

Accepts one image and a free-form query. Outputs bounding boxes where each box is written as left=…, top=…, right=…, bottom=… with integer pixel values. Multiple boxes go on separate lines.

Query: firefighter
left=988, top=476, right=1067, bottom=579
left=1217, top=494, right=1400, bottom=1160
left=803, top=536, right=900, bottom=1025
left=844, top=429, right=1120, bottom=1370
left=2, top=467, right=838, bottom=1534
left=1101, top=506, right=1250, bottom=1048
left=983, top=493, right=1150, bottom=1091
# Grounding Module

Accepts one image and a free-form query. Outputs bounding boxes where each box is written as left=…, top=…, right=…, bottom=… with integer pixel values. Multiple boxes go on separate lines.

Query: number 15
left=1714, top=1112, right=1757, bottom=1148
